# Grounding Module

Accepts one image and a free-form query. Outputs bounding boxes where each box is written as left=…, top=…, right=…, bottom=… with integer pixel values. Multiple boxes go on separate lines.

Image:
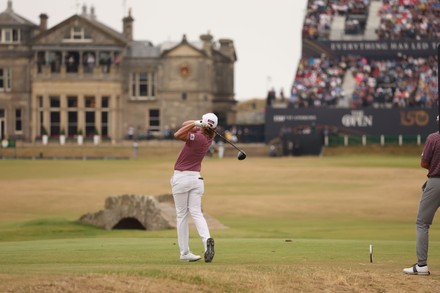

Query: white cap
left=202, top=113, right=218, bottom=129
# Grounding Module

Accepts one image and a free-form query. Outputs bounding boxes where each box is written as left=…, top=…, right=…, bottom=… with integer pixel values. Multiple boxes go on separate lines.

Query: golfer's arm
left=174, top=120, right=196, bottom=141
left=421, top=160, right=429, bottom=169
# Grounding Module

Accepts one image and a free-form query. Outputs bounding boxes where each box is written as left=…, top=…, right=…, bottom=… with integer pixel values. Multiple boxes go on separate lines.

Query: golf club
left=214, top=129, right=247, bottom=160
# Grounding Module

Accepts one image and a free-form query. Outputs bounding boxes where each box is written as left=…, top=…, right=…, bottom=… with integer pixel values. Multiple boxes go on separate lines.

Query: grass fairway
left=1, top=154, right=440, bottom=292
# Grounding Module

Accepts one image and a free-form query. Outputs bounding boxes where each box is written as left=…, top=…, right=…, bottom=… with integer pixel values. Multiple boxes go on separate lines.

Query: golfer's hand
left=194, top=120, right=206, bottom=127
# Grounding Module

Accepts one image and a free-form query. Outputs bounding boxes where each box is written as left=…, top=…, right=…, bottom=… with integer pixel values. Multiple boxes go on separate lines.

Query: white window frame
left=62, top=26, right=92, bottom=43
left=0, top=68, right=12, bottom=92
left=130, top=72, right=156, bottom=100
left=0, top=28, right=20, bottom=43
left=74, top=26, right=85, bottom=39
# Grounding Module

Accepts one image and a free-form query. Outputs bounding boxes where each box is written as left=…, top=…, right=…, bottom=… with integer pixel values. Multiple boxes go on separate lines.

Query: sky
left=9, top=0, right=308, bottom=101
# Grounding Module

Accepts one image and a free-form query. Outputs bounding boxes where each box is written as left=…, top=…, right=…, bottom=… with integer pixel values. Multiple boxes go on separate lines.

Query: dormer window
left=71, top=26, right=84, bottom=39
left=0, top=28, right=20, bottom=43
left=63, top=26, right=92, bottom=43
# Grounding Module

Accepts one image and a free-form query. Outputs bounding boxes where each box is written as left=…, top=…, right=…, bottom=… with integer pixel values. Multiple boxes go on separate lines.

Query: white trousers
left=170, top=171, right=211, bottom=255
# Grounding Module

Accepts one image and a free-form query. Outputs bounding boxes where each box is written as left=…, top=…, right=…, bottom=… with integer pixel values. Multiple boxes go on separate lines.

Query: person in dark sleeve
left=403, top=116, right=440, bottom=275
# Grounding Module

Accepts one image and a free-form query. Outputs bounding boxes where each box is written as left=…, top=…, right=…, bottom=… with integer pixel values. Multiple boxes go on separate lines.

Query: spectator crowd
left=303, top=0, right=371, bottom=40
left=287, top=0, right=439, bottom=109
left=377, top=0, right=440, bottom=40
left=303, top=0, right=440, bottom=40
left=286, top=54, right=438, bottom=109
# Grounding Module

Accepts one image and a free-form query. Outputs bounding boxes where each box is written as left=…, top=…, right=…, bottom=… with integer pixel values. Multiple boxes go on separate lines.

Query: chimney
left=6, top=0, right=12, bottom=11
left=200, top=32, right=213, bottom=56
left=81, top=4, right=87, bottom=16
left=219, top=39, right=237, bottom=61
left=123, top=8, right=134, bottom=41
left=39, top=14, right=48, bottom=32
left=90, top=5, right=96, bottom=20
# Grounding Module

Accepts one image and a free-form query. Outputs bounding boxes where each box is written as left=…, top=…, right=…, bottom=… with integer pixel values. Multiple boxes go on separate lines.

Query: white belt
left=174, top=170, right=201, bottom=177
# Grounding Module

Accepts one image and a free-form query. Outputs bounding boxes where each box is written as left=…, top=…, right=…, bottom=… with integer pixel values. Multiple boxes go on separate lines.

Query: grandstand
left=265, top=0, right=439, bottom=154
left=291, top=0, right=439, bottom=109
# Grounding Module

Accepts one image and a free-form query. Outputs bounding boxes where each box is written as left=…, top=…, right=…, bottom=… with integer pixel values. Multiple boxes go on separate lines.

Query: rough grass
left=1, top=150, right=440, bottom=292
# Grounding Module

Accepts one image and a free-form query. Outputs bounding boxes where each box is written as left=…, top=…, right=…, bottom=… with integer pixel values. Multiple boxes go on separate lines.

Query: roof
left=126, top=37, right=207, bottom=59
left=33, top=13, right=128, bottom=45
left=81, top=13, right=127, bottom=44
left=159, top=40, right=204, bottom=53
left=126, top=40, right=161, bottom=58
left=0, top=1, right=36, bottom=27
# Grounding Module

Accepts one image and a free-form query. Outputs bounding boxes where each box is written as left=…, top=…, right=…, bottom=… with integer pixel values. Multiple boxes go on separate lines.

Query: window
left=102, top=96, right=109, bottom=137
left=38, top=96, right=43, bottom=108
left=139, top=73, right=147, bottom=96
left=85, top=111, right=95, bottom=136
left=62, top=26, right=92, bottom=43
left=0, top=109, right=4, bottom=140
left=15, top=109, right=22, bottom=132
left=50, top=96, right=60, bottom=108
left=50, top=111, right=60, bottom=135
left=38, top=100, right=46, bottom=135
left=49, top=96, right=61, bottom=134
left=0, top=68, right=12, bottom=92
left=67, top=96, right=77, bottom=108
left=12, top=29, right=19, bottom=42
left=131, top=77, right=136, bottom=98
left=68, top=111, right=77, bottom=135
left=0, top=28, right=20, bottom=43
left=149, top=109, right=160, bottom=131
left=85, top=96, right=96, bottom=136
left=39, top=111, right=45, bottom=135
left=72, top=27, right=83, bottom=39
left=85, top=96, right=95, bottom=108
left=151, top=73, right=156, bottom=96
left=101, top=112, right=108, bottom=137
left=131, top=72, right=156, bottom=99
left=68, top=111, right=78, bottom=136
left=101, top=96, right=109, bottom=108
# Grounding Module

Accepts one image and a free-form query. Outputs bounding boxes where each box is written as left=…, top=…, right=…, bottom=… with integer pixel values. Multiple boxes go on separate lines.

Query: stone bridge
left=78, top=194, right=226, bottom=230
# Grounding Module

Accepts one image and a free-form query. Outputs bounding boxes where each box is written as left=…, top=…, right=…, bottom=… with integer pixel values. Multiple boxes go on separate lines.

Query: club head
left=237, top=151, right=247, bottom=160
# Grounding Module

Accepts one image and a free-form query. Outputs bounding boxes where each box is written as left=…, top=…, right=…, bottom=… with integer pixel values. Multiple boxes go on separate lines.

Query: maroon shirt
left=174, top=129, right=213, bottom=172
left=421, top=132, right=440, bottom=178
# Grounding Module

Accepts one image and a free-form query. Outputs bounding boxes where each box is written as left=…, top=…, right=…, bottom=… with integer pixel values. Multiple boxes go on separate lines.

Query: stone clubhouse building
left=0, top=1, right=237, bottom=143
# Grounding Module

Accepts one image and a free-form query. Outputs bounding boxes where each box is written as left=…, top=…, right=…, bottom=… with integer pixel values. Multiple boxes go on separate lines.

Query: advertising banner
left=303, top=39, right=440, bottom=58
left=265, top=108, right=438, bottom=143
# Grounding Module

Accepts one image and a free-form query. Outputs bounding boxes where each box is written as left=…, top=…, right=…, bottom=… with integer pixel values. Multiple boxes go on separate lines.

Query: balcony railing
left=34, top=63, right=120, bottom=79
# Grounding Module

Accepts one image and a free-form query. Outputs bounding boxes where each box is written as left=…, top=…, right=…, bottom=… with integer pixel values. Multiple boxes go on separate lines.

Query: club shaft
left=214, top=130, right=243, bottom=152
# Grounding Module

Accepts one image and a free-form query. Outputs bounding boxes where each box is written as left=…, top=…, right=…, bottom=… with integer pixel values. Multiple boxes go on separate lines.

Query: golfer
left=170, top=113, right=217, bottom=263
left=403, top=116, right=440, bottom=275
